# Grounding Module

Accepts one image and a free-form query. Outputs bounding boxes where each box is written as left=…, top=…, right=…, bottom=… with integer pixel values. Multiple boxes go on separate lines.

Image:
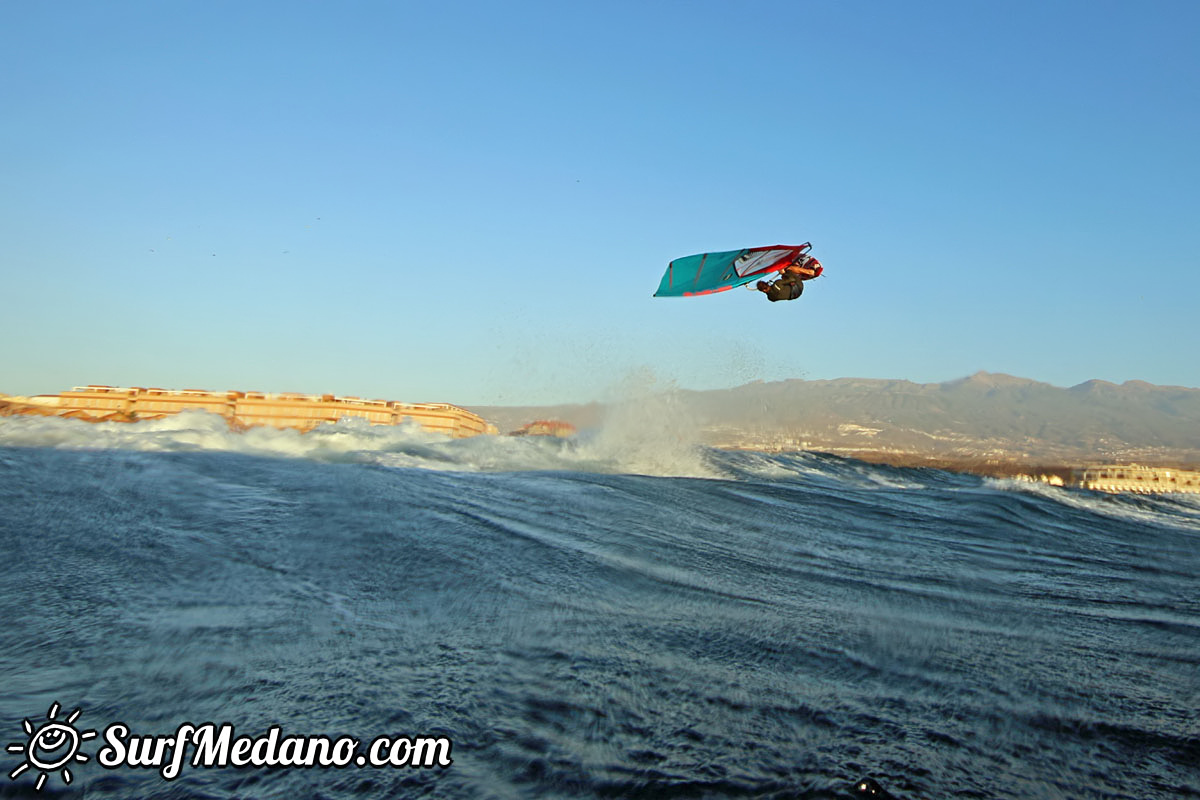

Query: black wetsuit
left=765, top=274, right=804, bottom=302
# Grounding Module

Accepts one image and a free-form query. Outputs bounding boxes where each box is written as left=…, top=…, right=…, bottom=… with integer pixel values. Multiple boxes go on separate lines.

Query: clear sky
left=3, top=1, right=1197, bottom=405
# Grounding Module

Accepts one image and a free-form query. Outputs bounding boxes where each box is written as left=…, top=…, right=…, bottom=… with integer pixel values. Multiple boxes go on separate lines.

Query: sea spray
left=576, top=369, right=719, bottom=478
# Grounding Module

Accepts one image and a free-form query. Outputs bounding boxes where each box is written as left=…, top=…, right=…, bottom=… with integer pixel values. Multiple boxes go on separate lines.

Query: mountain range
left=469, top=372, right=1200, bottom=466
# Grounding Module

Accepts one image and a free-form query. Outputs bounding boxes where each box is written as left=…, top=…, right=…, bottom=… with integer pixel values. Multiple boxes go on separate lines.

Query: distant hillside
left=468, top=373, right=1200, bottom=465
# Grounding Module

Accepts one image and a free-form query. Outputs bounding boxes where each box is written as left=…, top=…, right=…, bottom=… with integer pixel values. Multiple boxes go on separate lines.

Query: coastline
left=750, top=447, right=1200, bottom=494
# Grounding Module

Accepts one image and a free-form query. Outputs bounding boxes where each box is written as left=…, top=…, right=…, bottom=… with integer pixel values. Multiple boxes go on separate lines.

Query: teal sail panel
left=653, top=245, right=807, bottom=297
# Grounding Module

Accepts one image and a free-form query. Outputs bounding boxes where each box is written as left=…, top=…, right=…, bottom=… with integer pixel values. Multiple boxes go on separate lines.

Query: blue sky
left=3, top=1, right=1197, bottom=405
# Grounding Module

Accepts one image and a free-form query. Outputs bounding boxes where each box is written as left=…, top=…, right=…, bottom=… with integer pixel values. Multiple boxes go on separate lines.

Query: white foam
left=0, top=411, right=441, bottom=460
left=0, top=401, right=721, bottom=479
left=983, top=476, right=1200, bottom=533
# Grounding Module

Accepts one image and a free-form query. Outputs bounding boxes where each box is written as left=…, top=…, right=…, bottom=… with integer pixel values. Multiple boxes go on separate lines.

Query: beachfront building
left=5, top=385, right=496, bottom=438
left=1071, top=464, right=1200, bottom=494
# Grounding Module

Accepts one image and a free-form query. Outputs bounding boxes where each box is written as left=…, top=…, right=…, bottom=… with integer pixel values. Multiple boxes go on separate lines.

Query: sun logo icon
left=6, top=702, right=97, bottom=791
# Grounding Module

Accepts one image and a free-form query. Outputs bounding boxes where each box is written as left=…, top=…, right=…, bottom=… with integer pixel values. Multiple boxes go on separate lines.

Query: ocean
left=1, top=410, right=1196, bottom=799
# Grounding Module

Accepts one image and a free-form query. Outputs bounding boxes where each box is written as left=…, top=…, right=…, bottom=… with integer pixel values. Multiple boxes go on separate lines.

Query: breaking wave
left=0, top=405, right=718, bottom=478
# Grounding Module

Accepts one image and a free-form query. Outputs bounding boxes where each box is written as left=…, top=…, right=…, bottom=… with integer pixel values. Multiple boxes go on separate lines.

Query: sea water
left=0, top=411, right=1196, bottom=799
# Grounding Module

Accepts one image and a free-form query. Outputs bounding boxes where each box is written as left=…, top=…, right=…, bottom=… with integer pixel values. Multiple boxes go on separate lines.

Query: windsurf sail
left=653, top=244, right=812, bottom=297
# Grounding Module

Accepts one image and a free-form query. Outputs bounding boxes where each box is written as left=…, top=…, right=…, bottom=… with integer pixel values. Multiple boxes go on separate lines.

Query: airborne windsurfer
left=653, top=242, right=822, bottom=299
left=756, top=248, right=823, bottom=302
